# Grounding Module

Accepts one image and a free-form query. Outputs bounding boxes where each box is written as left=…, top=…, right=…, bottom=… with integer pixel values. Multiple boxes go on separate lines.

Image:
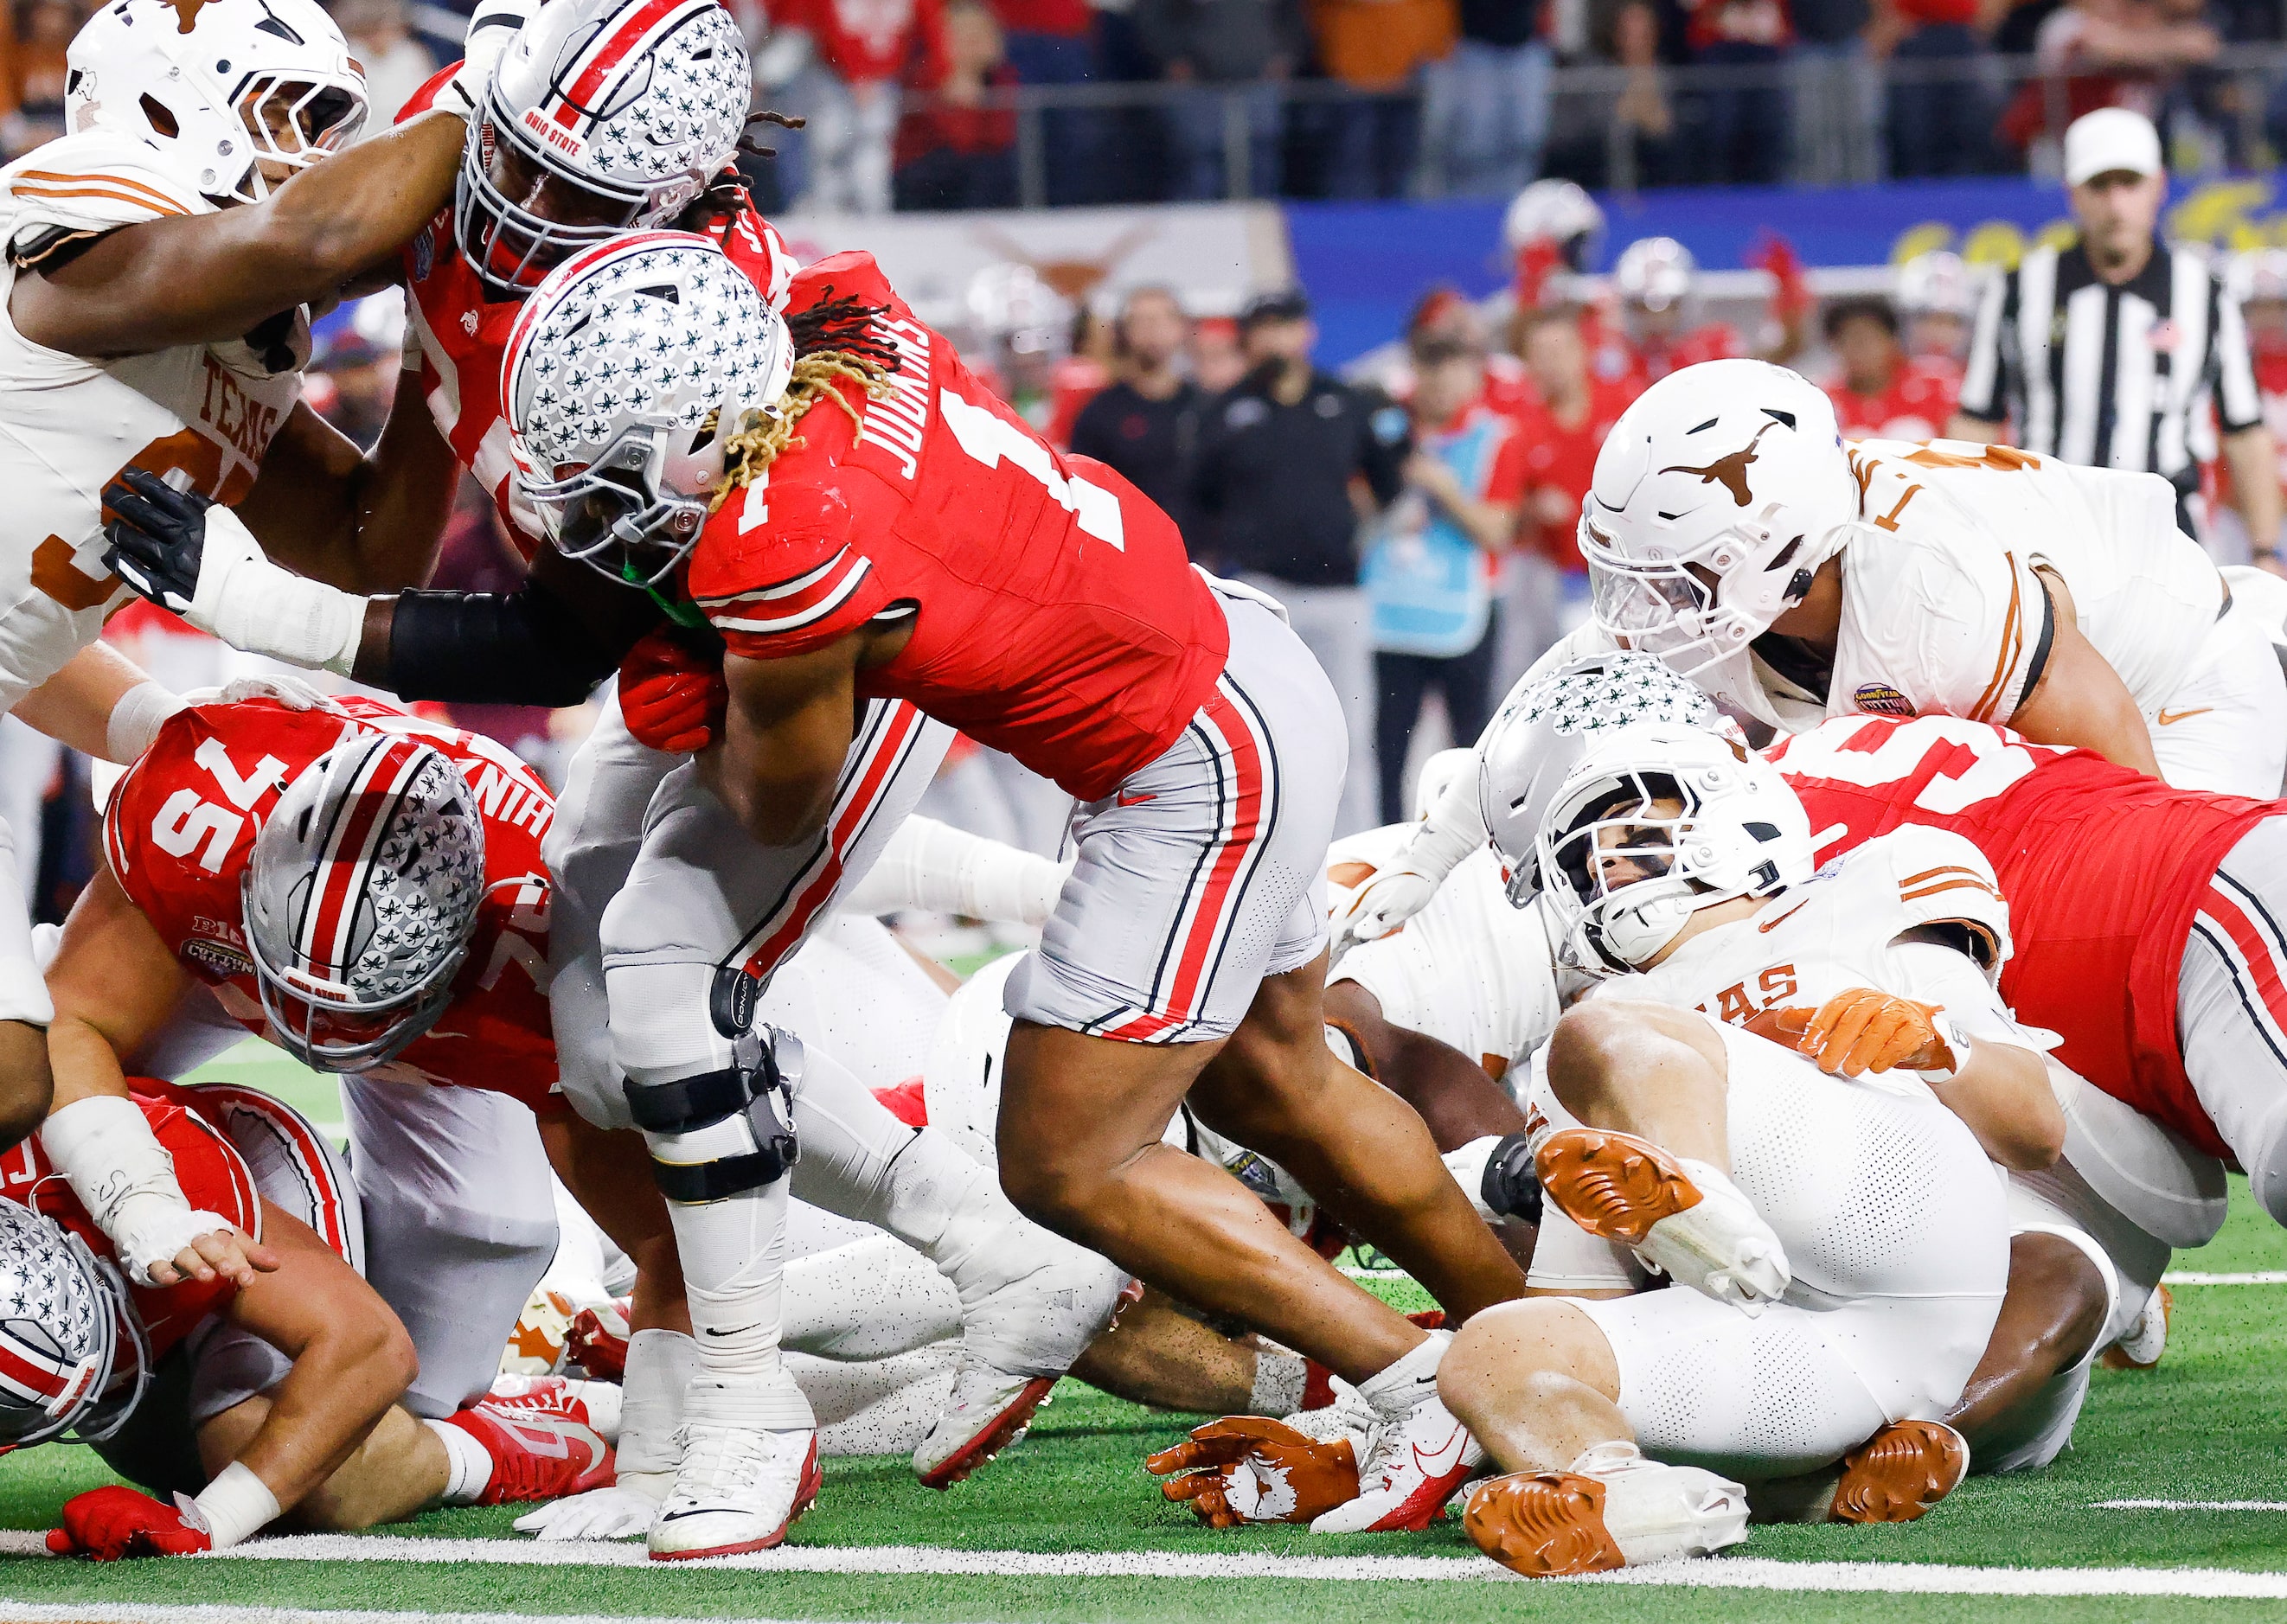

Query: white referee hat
left=2065, top=107, right=2165, bottom=187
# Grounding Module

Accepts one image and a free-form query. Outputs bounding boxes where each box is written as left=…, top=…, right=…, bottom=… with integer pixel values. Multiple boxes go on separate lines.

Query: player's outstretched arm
left=709, top=637, right=873, bottom=847
left=197, top=1204, right=420, bottom=1544
left=10, top=112, right=465, bottom=361
left=229, top=389, right=462, bottom=597
left=2005, top=576, right=2162, bottom=778
left=10, top=643, right=176, bottom=762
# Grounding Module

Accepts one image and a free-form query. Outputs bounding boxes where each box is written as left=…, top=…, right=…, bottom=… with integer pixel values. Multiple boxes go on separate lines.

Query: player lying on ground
left=1325, top=655, right=2183, bottom=1479
left=9, top=1084, right=607, bottom=1560
left=1439, top=721, right=2041, bottom=1575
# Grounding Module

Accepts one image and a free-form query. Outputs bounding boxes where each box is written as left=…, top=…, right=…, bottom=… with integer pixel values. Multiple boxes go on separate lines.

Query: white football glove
left=112, top=1198, right=243, bottom=1288
left=440, top=0, right=541, bottom=120
left=512, top=1474, right=669, bottom=1541
left=216, top=673, right=341, bottom=713
left=1328, top=749, right=1492, bottom=964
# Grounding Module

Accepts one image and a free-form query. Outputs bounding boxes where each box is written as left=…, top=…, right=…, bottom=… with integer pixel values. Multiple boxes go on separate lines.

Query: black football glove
left=102, top=467, right=215, bottom=615
left=1481, top=1130, right=1542, bottom=1224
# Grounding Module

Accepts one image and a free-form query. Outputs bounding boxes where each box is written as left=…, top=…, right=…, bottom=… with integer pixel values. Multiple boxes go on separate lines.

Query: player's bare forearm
left=1946, top=412, right=2008, bottom=444
left=44, top=867, right=191, bottom=1111
left=235, top=386, right=460, bottom=594
left=2223, top=425, right=2284, bottom=556
left=1323, top=981, right=1528, bottom=1150
left=709, top=643, right=867, bottom=847
left=10, top=113, right=464, bottom=358
left=224, top=1206, right=418, bottom=1515
left=10, top=642, right=158, bottom=758
left=2006, top=581, right=2162, bottom=777
left=1931, top=1040, right=2062, bottom=1170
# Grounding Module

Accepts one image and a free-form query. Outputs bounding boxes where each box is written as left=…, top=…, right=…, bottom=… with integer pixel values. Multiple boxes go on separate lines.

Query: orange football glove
left=618, top=626, right=727, bottom=754
left=1756, top=988, right=1958, bottom=1077
left=1144, top=1416, right=1359, bottom=1528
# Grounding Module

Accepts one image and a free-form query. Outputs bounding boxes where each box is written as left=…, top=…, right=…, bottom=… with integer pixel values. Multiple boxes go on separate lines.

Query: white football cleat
left=1536, top=1128, right=1789, bottom=1313
left=915, top=1235, right=1131, bottom=1489
left=648, top=1415, right=820, bottom=1561
left=1464, top=1439, right=1748, bottom=1576
left=1308, top=1384, right=1483, bottom=1532
left=2102, top=1284, right=2172, bottom=1371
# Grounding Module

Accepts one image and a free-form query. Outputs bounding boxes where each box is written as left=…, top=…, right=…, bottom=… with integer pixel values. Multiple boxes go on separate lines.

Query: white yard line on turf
left=2098, top=1500, right=2287, bottom=1512
left=2159, top=1271, right=2287, bottom=1285
left=8, top=1533, right=2287, bottom=1596
left=0, top=1608, right=904, bottom=1624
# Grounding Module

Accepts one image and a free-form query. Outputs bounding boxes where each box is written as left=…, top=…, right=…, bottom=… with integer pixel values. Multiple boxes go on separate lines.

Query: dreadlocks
left=713, top=285, right=902, bottom=511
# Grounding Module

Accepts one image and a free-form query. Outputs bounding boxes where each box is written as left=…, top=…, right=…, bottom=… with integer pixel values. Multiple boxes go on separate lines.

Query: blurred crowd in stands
left=0, top=0, right=2281, bottom=207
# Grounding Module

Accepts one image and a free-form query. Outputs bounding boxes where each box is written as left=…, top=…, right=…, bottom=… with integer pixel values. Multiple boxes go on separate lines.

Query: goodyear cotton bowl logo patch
left=180, top=937, right=254, bottom=979
left=1854, top=683, right=1915, bottom=718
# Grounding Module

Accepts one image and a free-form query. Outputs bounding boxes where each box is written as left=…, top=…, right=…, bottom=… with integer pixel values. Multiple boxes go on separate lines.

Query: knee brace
left=624, top=968, right=803, bottom=1204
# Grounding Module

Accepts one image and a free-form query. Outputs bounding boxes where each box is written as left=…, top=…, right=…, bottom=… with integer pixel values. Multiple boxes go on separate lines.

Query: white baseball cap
left=2065, top=107, right=2164, bottom=187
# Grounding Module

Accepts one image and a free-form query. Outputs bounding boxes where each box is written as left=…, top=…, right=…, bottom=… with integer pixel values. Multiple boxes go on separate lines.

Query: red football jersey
left=687, top=252, right=1231, bottom=803
left=396, top=67, right=794, bottom=559
left=1826, top=359, right=1959, bottom=443
left=1636, top=323, right=1740, bottom=385
left=102, top=697, right=562, bottom=1114
left=0, top=1090, right=258, bottom=1364
left=1767, top=714, right=2276, bottom=1157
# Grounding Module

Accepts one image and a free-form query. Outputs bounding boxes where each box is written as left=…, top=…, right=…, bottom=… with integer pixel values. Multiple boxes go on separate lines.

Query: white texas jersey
left=1594, top=825, right=2032, bottom=1054
left=1528, top=438, right=2222, bottom=740
left=1324, top=822, right=1567, bottom=1087
left=0, top=131, right=305, bottom=713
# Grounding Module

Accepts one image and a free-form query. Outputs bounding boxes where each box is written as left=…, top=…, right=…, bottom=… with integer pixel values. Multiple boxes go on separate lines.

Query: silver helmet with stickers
left=64, top=0, right=368, bottom=203
left=503, top=230, right=793, bottom=586
left=0, top=1199, right=147, bottom=1455
left=1479, top=649, right=1730, bottom=907
left=1534, top=721, right=1811, bottom=974
left=456, top=0, right=753, bottom=296
left=242, top=731, right=487, bottom=1072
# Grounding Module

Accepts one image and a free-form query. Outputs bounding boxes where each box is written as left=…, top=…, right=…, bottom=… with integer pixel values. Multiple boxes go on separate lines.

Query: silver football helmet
left=1535, top=723, right=1812, bottom=974
left=456, top=0, right=753, bottom=296
left=504, top=231, right=794, bottom=587
left=0, top=1200, right=146, bottom=1455
left=1479, top=651, right=1728, bottom=908
left=65, top=0, right=368, bottom=203
left=242, top=732, right=487, bottom=1072
left=1502, top=179, right=1605, bottom=273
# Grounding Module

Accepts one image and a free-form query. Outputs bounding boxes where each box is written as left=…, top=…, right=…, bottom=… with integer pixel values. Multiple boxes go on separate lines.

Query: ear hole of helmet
left=139, top=93, right=179, bottom=136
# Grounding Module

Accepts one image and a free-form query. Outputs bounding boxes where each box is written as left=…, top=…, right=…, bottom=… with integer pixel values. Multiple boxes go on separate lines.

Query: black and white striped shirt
left=1957, top=238, right=2263, bottom=500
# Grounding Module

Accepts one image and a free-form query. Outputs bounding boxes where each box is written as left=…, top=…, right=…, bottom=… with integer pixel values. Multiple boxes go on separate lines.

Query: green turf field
left=9, top=1044, right=2287, bottom=1620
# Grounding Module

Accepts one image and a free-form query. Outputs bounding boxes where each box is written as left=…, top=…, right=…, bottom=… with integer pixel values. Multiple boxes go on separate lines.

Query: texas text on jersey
left=102, top=697, right=561, bottom=1111
left=686, top=251, right=1233, bottom=804
left=1768, top=713, right=2276, bottom=1154
left=396, top=64, right=793, bottom=556
left=0, top=128, right=306, bottom=711
left=0, top=1086, right=258, bottom=1365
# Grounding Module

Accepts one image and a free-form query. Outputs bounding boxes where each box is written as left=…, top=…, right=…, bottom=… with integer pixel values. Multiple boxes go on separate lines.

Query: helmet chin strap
left=1587, top=880, right=1701, bottom=970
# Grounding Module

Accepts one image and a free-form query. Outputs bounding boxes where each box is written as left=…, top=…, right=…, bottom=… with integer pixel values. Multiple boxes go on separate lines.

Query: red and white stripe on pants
left=1095, top=677, right=1281, bottom=1043
left=724, top=697, right=938, bottom=983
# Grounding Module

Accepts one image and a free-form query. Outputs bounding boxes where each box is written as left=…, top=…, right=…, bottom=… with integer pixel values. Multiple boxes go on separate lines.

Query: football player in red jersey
left=10, top=1085, right=608, bottom=1559
left=483, top=233, right=1529, bottom=1543
left=1821, top=295, right=1959, bottom=442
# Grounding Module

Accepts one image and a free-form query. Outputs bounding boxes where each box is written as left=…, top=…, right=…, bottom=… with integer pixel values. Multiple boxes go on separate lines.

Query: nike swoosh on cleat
left=1412, top=1425, right=1469, bottom=1478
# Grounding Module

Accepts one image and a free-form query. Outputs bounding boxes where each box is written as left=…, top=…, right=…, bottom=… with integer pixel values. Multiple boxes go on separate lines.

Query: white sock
left=1357, top=1329, right=1451, bottom=1422
left=1249, top=1350, right=1310, bottom=1416
left=425, top=1418, right=493, bottom=1505
left=618, top=1328, right=698, bottom=1483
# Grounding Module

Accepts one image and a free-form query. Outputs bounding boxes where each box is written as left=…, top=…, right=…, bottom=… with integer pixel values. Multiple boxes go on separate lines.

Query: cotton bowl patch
left=1854, top=683, right=1915, bottom=718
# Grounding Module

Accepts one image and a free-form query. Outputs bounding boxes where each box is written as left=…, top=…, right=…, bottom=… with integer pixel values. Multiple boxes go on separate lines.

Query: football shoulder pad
left=1, top=129, right=215, bottom=258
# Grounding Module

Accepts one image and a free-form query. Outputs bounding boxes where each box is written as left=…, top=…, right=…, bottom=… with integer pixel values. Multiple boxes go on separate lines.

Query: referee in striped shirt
left=1951, top=108, right=2282, bottom=566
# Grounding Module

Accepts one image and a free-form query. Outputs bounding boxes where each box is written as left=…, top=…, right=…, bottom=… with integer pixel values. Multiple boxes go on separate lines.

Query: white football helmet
left=1503, top=178, right=1605, bottom=272
left=457, top=0, right=753, bottom=296
left=1535, top=723, right=1812, bottom=974
left=64, top=0, right=367, bottom=204
left=1613, top=236, right=1696, bottom=315
left=1579, top=359, right=1856, bottom=681
left=0, top=1199, right=148, bottom=1455
left=243, top=732, right=489, bottom=1072
left=503, top=232, right=793, bottom=587
left=1477, top=651, right=1728, bottom=907
left=1895, top=249, right=1976, bottom=318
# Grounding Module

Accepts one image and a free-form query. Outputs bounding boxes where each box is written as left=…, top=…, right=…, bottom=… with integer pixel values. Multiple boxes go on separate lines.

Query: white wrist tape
left=1914, top=1013, right=1970, bottom=1085
left=843, top=816, right=1066, bottom=925
left=41, top=1097, right=194, bottom=1268
left=104, top=680, right=185, bottom=765
left=183, top=1461, right=281, bottom=1549
left=189, top=506, right=367, bottom=677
